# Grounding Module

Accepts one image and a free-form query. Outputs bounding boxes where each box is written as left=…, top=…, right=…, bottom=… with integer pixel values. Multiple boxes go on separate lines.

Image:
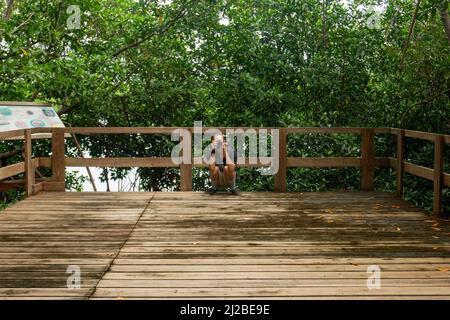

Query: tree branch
left=0, top=148, right=21, bottom=161
left=400, top=88, right=450, bottom=125
left=112, top=1, right=192, bottom=58
left=10, top=12, right=35, bottom=35
left=399, top=0, right=421, bottom=71
left=57, top=103, right=79, bottom=116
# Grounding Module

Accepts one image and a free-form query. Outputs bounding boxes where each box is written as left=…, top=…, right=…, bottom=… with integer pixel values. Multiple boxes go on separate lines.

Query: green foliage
left=65, top=171, right=88, bottom=192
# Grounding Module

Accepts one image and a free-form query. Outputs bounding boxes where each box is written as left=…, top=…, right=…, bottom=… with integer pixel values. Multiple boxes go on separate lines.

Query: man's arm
left=223, top=143, right=236, bottom=172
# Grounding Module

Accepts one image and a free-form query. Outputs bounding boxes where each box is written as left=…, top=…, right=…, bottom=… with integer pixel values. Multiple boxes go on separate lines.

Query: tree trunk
left=2, top=0, right=14, bottom=21
left=322, top=0, right=329, bottom=48
left=440, top=1, right=450, bottom=45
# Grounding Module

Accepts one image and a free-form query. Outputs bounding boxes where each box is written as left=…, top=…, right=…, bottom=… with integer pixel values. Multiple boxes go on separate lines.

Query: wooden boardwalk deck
left=0, top=191, right=449, bottom=299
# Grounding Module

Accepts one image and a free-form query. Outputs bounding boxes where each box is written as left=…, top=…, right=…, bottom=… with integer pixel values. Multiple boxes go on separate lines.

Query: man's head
left=211, top=134, right=224, bottom=144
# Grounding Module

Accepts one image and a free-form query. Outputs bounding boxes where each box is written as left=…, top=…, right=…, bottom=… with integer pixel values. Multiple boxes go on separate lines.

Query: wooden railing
left=0, top=127, right=448, bottom=218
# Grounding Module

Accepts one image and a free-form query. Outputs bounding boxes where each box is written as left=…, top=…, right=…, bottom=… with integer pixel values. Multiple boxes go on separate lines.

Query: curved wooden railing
left=0, top=127, right=448, bottom=218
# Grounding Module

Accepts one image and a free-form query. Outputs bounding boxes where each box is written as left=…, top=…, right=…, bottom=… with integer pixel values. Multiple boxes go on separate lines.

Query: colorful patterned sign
left=0, top=105, right=65, bottom=132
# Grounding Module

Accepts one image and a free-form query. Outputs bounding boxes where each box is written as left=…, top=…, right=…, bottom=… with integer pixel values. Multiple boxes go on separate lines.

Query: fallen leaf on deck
left=437, top=268, right=449, bottom=272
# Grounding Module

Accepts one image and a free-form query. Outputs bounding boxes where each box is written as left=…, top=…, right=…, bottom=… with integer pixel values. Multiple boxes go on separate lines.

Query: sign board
left=0, top=102, right=66, bottom=140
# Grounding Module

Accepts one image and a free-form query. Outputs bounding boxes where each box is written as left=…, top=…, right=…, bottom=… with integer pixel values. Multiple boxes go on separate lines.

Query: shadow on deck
left=0, top=191, right=449, bottom=299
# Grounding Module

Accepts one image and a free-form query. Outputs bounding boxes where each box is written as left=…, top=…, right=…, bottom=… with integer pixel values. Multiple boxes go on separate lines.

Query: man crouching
left=206, top=134, right=240, bottom=195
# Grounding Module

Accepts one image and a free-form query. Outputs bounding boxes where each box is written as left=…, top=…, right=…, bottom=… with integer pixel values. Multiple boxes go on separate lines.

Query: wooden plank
left=0, top=192, right=153, bottom=300
left=444, top=173, right=450, bottom=188
left=375, top=157, right=390, bottom=168
left=403, top=162, right=434, bottom=181
left=92, top=287, right=450, bottom=298
left=96, top=257, right=450, bottom=264
left=24, top=129, right=34, bottom=197
left=37, top=157, right=51, bottom=168
left=0, top=162, right=25, bottom=180
left=0, top=129, right=25, bottom=140
left=42, top=181, right=65, bottom=192
left=32, top=181, right=46, bottom=194
left=64, top=157, right=176, bottom=168
left=41, top=157, right=275, bottom=169
left=361, top=128, right=375, bottom=191
left=397, top=129, right=405, bottom=197
left=102, top=271, right=450, bottom=281
left=389, top=128, right=401, bottom=135
left=433, top=135, right=444, bottom=217
left=404, top=129, right=437, bottom=142
left=28, top=128, right=53, bottom=134
left=0, top=101, right=50, bottom=106
left=388, top=158, right=397, bottom=169
left=274, top=128, right=287, bottom=192
left=287, top=157, right=361, bottom=168
left=373, top=128, right=391, bottom=134
left=445, top=135, right=450, bottom=145
left=51, top=128, right=65, bottom=192
left=286, top=127, right=363, bottom=134
left=179, top=132, right=192, bottom=191
left=65, top=127, right=179, bottom=135
left=96, top=278, right=450, bottom=288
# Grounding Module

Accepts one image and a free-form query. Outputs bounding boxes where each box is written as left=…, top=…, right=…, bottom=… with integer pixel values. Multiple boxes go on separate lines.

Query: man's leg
left=223, top=166, right=236, bottom=184
left=223, top=166, right=239, bottom=195
left=207, top=156, right=221, bottom=194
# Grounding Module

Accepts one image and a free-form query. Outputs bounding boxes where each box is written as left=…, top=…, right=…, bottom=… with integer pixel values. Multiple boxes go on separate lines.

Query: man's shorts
left=211, top=170, right=235, bottom=189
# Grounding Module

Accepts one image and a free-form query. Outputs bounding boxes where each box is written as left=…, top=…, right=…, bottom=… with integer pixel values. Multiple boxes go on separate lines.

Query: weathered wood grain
left=0, top=192, right=449, bottom=299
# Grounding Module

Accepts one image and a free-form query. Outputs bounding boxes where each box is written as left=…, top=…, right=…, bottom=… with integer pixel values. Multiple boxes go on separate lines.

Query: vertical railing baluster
left=24, top=129, right=34, bottom=197
left=51, top=128, right=66, bottom=192
left=433, top=134, right=444, bottom=217
left=396, top=129, right=405, bottom=197
left=180, top=129, right=193, bottom=191
left=274, top=128, right=287, bottom=192
left=361, top=128, right=375, bottom=191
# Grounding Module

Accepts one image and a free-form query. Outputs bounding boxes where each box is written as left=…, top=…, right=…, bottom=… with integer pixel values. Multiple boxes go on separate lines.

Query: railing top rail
left=390, top=128, right=450, bottom=144
left=0, top=129, right=25, bottom=140
left=0, top=127, right=387, bottom=140
left=62, top=127, right=387, bottom=135
left=1, top=127, right=450, bottom=142
left=0, top=101, right=50, bottom=106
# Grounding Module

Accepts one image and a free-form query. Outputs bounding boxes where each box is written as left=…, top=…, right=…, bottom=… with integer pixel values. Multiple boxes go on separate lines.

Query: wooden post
left=24, top=129, right=34, bottom=197
left=433, top=134, right=444, bottom=217
left=274, top=128, right=287, bottom=192
left=396, top=129, right=405, bottom=197
left=180, top=131, right=192, bottom=191
left=361, top=128, right=375, bottom=191
left=51, top=128, right=66, bottom=192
